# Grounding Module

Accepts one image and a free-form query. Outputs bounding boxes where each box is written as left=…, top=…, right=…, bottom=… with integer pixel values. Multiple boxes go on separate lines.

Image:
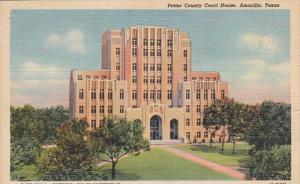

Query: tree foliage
left=248, top=145, right=291, bottom=180
left=245, top=101, right=291, bottom=151
left=90, top=117, right=150, bottom=179
left=37, top=119, right=104, bottom=180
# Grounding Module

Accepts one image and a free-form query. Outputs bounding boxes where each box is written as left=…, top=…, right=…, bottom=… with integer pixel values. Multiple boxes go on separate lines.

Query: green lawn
left=11, top=164, right=37, bottom=181
left=174, top=143, right=250, bottom=167
left=101, top=147, right=235, bottom=180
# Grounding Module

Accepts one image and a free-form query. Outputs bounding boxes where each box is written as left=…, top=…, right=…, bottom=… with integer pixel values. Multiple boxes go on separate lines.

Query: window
left=156, top=76, right=161, bottom=83
left=167, top=76, right=172, bottom=84
left=143, top=39, right=148, bottom=46
left=192, top=77, right=196, bottom=80
left=167, top=39, right=172, bottom=47
left=186, top=132, right=190, bottom=139
left=221, top=90, right=225, bottom=99
left=150, top=39, right=155, bottom=46
left=102, top=76, right=106, bottom=80
left=196, top=119, right=201, bottom=126
left=197, top=105, right=200, bottom=112
left=116, top=48, right=120, bottom=56
left=196, top=90, right=201, bottom=100
left=132, top=76, right=137, bottom=83
left=211, top=90, right=216, bottom=99
left=108, top=89, right=113, bottom=99
left=204, top=90, right=208, bottom=99
left=79, top=106, right=84, bottom=113
left=184, top=50, right=187, bottom=57
left=150, top=64, right=155, bottom=71
left=143, top=90, right=148, bottom=100
left=157, top=39, right=161, bottom=46
left=204, top=132, right=208, bottom=138
left=150, top=76, right=155, bottom=83
left=186, top=119, right=190, bottom=126
left=116, top=76, right=120, bottom=80
left=143, top=49, right=148, bottom=56
left=91, top=106, right=96, bottom=113
left=108, top=106, right=113, bottom=114
left=91, top=90, right=96, bottom=99
left=212, top=132, right=215, bottom=138
left=213, top=77, right=217, bottom=81
left=79, top=89, right=84, bottom=99
left=167, top=50, right=172, bottom=57
left=184, top=64, right=187, bottom=71
left=99, top=119, right=104, bottom=126
left=206, top=77, right=210, bottom=81
left=167, top=90, right=172, bottom=100
left=157, top=64, right=161, bottom=71
left=91, top=120, right=96, bottom=129
left=116, top=63, right=120, bottom=70
left=150, top=49, right=155, bottom=56
left=99, top=89, right=104, bottom=99
left=132, top=105, right=137, bottom=108
left=78, top=75, right=82, bottom=80
left=199, top=77, right=203, bottom=81
left=204, top=105, right=208, bottom=112
left=157, top=90, right=161, bottom=99
left=132, top=63, right=137, bottom=71
left=150, top=90, right=155, bottom=99
left=132, top=90, right=137, bottom=99
left=143, top=64, right=148, bottom=71
left=120, top=106, right=124, bottom=113
left=120, top=89, right=124, bottom=99
left=167, top=64, right=172, bottom=71
left=186, top=105, right=190, bottom=113
left=184, top=76, right=187, bottom=81
left=157, top=49, right=161, bottom=56
left=186, top=90, right=190, bottom=99
left=132, top=48, right=137, bottom=56
left=99, top=106, right=104, bottom=114
left=197, top=132, right=201, bottom=138
left=132, top=38, right=137, bottom=46
left=144, top=76, right=148, bottom=83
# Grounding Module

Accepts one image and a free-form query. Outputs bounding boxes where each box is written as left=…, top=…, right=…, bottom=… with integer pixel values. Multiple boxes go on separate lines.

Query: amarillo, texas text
left=167, top=3, right=280, bottom=8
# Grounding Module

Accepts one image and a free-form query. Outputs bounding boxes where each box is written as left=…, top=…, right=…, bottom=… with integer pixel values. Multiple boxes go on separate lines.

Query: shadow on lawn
left=103, top=169, right=141, bottom=180
left=188, top=144, right=249, bottom=156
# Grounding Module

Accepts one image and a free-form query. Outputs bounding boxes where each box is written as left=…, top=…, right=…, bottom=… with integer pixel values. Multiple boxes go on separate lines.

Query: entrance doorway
left=170, top=119, right=178, bottom=139
left=150, top=115, right=162, bottom=140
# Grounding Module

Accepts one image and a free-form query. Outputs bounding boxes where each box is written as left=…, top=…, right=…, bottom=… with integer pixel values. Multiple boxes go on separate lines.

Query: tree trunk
left=221, top=126, right=225, bottom=152
left=111, top=161, right=117, bottom=179
left=210, top=133, right=213, bottom=148
left=232, top=139, right=236, bottom=154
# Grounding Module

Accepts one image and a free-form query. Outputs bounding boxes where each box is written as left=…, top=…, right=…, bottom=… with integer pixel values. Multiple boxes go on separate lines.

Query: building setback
left=69, top=26, right=228, bottom=143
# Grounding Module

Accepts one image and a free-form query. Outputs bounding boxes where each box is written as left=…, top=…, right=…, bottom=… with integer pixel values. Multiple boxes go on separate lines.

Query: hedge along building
left=69, top=26, right=228, bottom=143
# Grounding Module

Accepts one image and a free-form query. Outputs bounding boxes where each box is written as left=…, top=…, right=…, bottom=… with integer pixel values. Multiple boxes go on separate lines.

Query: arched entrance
left=170, top=119, right=178, bottom=139
left=150, top=115, right=162, bottom=140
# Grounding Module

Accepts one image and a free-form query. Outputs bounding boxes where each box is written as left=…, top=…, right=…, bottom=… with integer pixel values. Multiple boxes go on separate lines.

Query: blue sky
left=11, top=10, right=290, bottom=107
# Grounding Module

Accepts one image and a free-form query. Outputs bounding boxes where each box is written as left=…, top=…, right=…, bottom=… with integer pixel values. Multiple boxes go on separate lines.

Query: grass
left=101, top=147, right=235, bottom=180
left=11, top=164, right=38, bottom=181
left=174, top=143, right=250, bottom=167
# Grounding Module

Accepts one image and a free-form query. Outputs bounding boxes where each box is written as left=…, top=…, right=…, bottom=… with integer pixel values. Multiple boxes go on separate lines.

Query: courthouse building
left=69, top=26, right=228, bottom=143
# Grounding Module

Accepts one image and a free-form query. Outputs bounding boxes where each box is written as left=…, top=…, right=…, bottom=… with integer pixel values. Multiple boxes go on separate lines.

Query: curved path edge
left=158, top=145, right=246, bottom=180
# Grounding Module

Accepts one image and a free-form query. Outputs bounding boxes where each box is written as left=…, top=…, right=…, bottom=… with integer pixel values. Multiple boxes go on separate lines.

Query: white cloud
left=239, top=33, right=279, bottom=53
left=23, top=61, right=60, bottom=72
left=46, top=30, right=86, bottom=54
left=240, top=59, right=290, bottom=80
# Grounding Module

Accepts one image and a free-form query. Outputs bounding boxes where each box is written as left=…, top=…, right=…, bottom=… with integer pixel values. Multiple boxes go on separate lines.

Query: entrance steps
left=150, top=139, right=182, bottom=145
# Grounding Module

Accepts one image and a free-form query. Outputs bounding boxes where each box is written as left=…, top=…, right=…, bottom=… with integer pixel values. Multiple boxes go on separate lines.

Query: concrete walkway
left=158, top=145, right=246, bottom=180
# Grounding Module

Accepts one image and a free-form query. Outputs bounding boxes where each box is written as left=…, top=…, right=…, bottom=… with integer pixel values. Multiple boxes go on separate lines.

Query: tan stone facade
left=69, top=26, right=229, bottom=143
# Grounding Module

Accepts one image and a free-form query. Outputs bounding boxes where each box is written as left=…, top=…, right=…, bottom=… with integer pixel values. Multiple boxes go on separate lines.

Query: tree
left=37, top=119, right=104, bottom=180
left=203, top=98, right=243, bottom=152
left=248, top=145, right=291, bottom=180
left=245, top=101, right=291, bottom=151
left=90, top=117, right=150, bottom=179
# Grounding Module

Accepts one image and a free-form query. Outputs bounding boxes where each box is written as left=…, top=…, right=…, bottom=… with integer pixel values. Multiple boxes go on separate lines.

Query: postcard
left=0, top=0, right=299, bottom=184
